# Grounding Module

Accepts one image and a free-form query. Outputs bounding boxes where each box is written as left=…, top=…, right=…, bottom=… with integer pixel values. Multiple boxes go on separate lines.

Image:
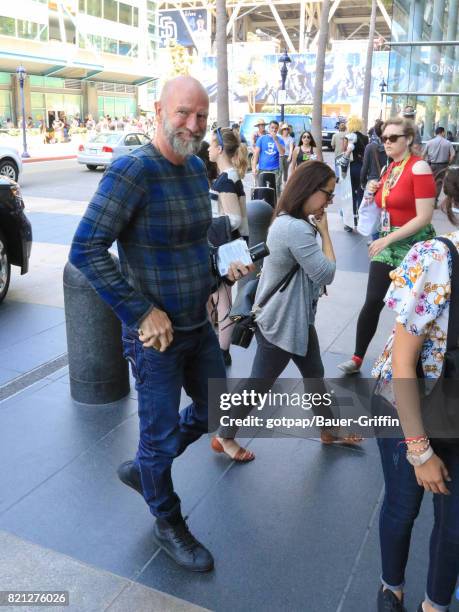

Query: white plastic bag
left=335, top=165, right=354, bottom=229
left=357, top=192, right=380, bottom=236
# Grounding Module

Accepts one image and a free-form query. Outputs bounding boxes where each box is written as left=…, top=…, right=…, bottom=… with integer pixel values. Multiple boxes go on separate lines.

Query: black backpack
left=353, top=132, right=369, bottom=163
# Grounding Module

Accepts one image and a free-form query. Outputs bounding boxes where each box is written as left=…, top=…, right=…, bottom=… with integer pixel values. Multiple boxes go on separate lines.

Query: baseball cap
left=254, top=119, right=266, bottom=127
left=279, top=122, right=289, bottom=131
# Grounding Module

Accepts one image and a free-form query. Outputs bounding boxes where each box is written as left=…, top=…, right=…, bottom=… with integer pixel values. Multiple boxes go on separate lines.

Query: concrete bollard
left=63, top=260, right=130, bottom=404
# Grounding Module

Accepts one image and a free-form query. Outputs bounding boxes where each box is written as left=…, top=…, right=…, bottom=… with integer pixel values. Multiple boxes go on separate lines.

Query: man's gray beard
left=163, top=117, right=204, bottom=157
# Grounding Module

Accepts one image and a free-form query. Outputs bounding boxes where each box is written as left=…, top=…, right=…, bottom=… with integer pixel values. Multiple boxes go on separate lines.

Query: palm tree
left=216, top=0, right=230, bottom=126
left=311, top=0, right=331, bottom=158
left=361, top=0, right=377, bottom=133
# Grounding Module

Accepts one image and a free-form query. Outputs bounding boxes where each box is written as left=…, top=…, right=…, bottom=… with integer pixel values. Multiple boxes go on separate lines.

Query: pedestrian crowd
left=1, top=113, right=156, bottom=143
left=69, top=77, right=459, bottom=612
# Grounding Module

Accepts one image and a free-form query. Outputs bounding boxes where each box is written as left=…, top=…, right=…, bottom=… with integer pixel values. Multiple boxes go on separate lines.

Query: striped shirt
left=69, top=143, right=213, bottom=330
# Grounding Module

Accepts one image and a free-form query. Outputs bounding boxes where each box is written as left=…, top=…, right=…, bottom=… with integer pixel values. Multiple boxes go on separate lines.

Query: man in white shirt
left=331, top=121, right=347, bottom=178
left=279, top=123, right=294, bottom=187
left=424, top=126, right=456, bottom=201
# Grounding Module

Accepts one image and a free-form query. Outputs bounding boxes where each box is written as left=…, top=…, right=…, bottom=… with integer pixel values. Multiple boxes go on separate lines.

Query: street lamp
left=278, top=49, right=291, bottom=123
left=379, top=77, right=387, bottom=119
left=16, top=65, right=30, bottom=159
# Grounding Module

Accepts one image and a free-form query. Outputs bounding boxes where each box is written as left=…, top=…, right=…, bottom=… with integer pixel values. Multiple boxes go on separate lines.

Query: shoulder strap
left=256, top=263, right=300, bottom=309
left=435, top=237, right=459, bottom=351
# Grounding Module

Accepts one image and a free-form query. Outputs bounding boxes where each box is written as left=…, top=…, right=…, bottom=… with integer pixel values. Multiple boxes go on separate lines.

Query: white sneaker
left=337, top=359, right=361, bottom=375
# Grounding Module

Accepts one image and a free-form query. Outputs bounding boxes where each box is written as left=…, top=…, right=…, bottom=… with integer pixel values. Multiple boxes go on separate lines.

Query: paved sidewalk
left=0, top=530, right=207, bottom=612
left=0, top=201, right=458, bottom=611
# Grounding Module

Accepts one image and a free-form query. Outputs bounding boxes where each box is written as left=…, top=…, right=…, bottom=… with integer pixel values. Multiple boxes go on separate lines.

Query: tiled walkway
left=0, top=193, right=457, bottom=611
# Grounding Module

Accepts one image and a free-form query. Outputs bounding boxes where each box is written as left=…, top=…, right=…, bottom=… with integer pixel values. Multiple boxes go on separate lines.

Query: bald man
left=69, top=77, right=251, bottom=572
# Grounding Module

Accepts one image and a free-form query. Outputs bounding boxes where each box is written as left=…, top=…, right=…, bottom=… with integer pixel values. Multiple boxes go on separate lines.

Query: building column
left=424, top=0, right=446, bottom=137
left=12, top=74, right=32, bottom=127
left=439, top=0, right=458, bottom=128
left=82, top=81, right=98, bottom=120
left=10, top=74, right=18, bottom=126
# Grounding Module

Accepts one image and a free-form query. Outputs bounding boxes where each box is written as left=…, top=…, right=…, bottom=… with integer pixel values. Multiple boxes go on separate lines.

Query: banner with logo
left=158, top=9, right=210, bottom=54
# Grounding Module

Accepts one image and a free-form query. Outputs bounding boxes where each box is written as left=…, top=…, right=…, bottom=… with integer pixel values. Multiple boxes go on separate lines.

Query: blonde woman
left=208, top=127, right=249, bottom=366
left=343, top=116, right=369, bottom=231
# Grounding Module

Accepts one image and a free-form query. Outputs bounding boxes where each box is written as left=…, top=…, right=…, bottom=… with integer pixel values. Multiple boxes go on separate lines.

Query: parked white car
left=0, top=146, right=22, bottom=183
left=77, top=132, right=151, bottom=170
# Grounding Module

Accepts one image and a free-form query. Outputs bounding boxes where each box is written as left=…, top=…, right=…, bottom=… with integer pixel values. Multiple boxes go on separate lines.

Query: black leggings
left=218, top=325, right=331, bottom=439
left=354, top=261, right=393, bottom=359
left=350, top=161, right=364, bottom=223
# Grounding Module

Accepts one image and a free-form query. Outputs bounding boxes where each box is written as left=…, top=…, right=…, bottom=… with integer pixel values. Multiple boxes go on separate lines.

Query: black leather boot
left=117, top=460, right=143, bottom=496
left=153, top=517, right=214, bottom=572
left=377, top=586, right=406, bottom=612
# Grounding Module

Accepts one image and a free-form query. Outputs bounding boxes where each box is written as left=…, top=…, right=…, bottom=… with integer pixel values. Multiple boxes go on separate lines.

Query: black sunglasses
left=382, top=133, right=406, bottom=143
left=319, top=188, right=335, bottom=201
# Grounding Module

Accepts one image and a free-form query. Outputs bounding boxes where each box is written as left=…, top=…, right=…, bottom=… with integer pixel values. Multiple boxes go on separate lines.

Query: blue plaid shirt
left=69, top=144, right=213, bottom=330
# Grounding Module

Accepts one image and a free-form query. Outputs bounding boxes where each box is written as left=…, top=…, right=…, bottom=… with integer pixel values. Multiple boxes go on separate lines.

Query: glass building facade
left=0, top=1, right=159, bottom=126
left=387, top=0, right=459, bottom=139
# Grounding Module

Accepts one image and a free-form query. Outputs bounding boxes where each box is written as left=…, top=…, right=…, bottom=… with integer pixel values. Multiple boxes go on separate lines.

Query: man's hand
left=138, top=308, right=173, bottom=352
left=414, top=453, right=451, bottom=495
left=226, top=261, right=256, bottom=282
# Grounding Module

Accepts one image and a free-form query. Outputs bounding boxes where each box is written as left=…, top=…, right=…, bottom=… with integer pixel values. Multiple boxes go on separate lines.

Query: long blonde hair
left=347, top=116, right=363, bottom=133
left=214, top=127, right=248, bottom=178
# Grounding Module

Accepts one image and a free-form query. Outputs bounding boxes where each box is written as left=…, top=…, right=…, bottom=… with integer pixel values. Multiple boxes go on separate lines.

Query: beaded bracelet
left=407, top=441, right=431, bottom=455
left=405, top=436, right=429, bottom=445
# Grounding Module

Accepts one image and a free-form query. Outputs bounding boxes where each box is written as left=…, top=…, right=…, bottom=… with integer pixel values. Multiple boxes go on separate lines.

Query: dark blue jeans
left=122, top=322, right=225, bottom=522
left=377, top=433, right=459, bottom=609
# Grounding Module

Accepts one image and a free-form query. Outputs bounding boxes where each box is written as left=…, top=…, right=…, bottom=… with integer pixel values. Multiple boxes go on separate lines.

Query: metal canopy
left=0, top=48, right=156, bottom=85
left=159, top=0, right=392, bottom=52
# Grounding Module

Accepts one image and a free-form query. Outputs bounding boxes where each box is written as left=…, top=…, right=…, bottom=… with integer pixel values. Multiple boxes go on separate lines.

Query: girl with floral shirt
left=372, top=167, right=459, bottom=612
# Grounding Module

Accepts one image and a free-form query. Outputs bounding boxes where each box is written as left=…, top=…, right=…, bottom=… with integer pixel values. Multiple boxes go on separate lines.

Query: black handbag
left=208, top=215, right=232, bottom=247
left=229, top=263, right=300, bottom=348
left=420, top=236, right=459, bottom=444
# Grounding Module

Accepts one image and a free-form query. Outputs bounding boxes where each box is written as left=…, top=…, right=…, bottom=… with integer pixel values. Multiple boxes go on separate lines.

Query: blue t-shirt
left=256, top=134, right=285, bottom=171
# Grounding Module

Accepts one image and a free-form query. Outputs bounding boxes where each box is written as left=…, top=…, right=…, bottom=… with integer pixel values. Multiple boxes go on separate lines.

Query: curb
left=23, top=155, right=77, bottom=163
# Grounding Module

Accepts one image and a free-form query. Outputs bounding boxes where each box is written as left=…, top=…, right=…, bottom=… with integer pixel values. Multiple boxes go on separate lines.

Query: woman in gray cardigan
left=212, top=161, right=361, bottom=461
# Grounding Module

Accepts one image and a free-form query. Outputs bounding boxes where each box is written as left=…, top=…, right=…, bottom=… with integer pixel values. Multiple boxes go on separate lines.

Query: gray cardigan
left=254, top=215, right=336, bottom=355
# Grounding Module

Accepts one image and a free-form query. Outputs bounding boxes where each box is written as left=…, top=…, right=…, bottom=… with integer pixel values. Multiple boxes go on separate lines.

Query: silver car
left=77, top=132, right=151, bottom=170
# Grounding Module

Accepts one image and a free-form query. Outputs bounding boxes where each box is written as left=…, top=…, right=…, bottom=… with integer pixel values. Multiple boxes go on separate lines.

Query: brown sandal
left=320, top=431, right=363, bottom=446
left=211, top=437, right=255, bottom=462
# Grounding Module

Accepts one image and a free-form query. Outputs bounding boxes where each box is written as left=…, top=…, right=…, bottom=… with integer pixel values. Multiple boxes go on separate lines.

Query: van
left=240, top=113, right=312, bottom=147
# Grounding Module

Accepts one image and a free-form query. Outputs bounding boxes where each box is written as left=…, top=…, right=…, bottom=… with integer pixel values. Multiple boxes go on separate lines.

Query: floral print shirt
left=372, top=231, right=459, bottom=385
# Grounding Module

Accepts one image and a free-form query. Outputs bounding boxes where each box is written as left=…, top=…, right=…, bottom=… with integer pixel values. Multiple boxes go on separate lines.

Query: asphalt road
left=21, top=159, right=105, bottom=201
left=19, top=151, right=336, bottom=203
